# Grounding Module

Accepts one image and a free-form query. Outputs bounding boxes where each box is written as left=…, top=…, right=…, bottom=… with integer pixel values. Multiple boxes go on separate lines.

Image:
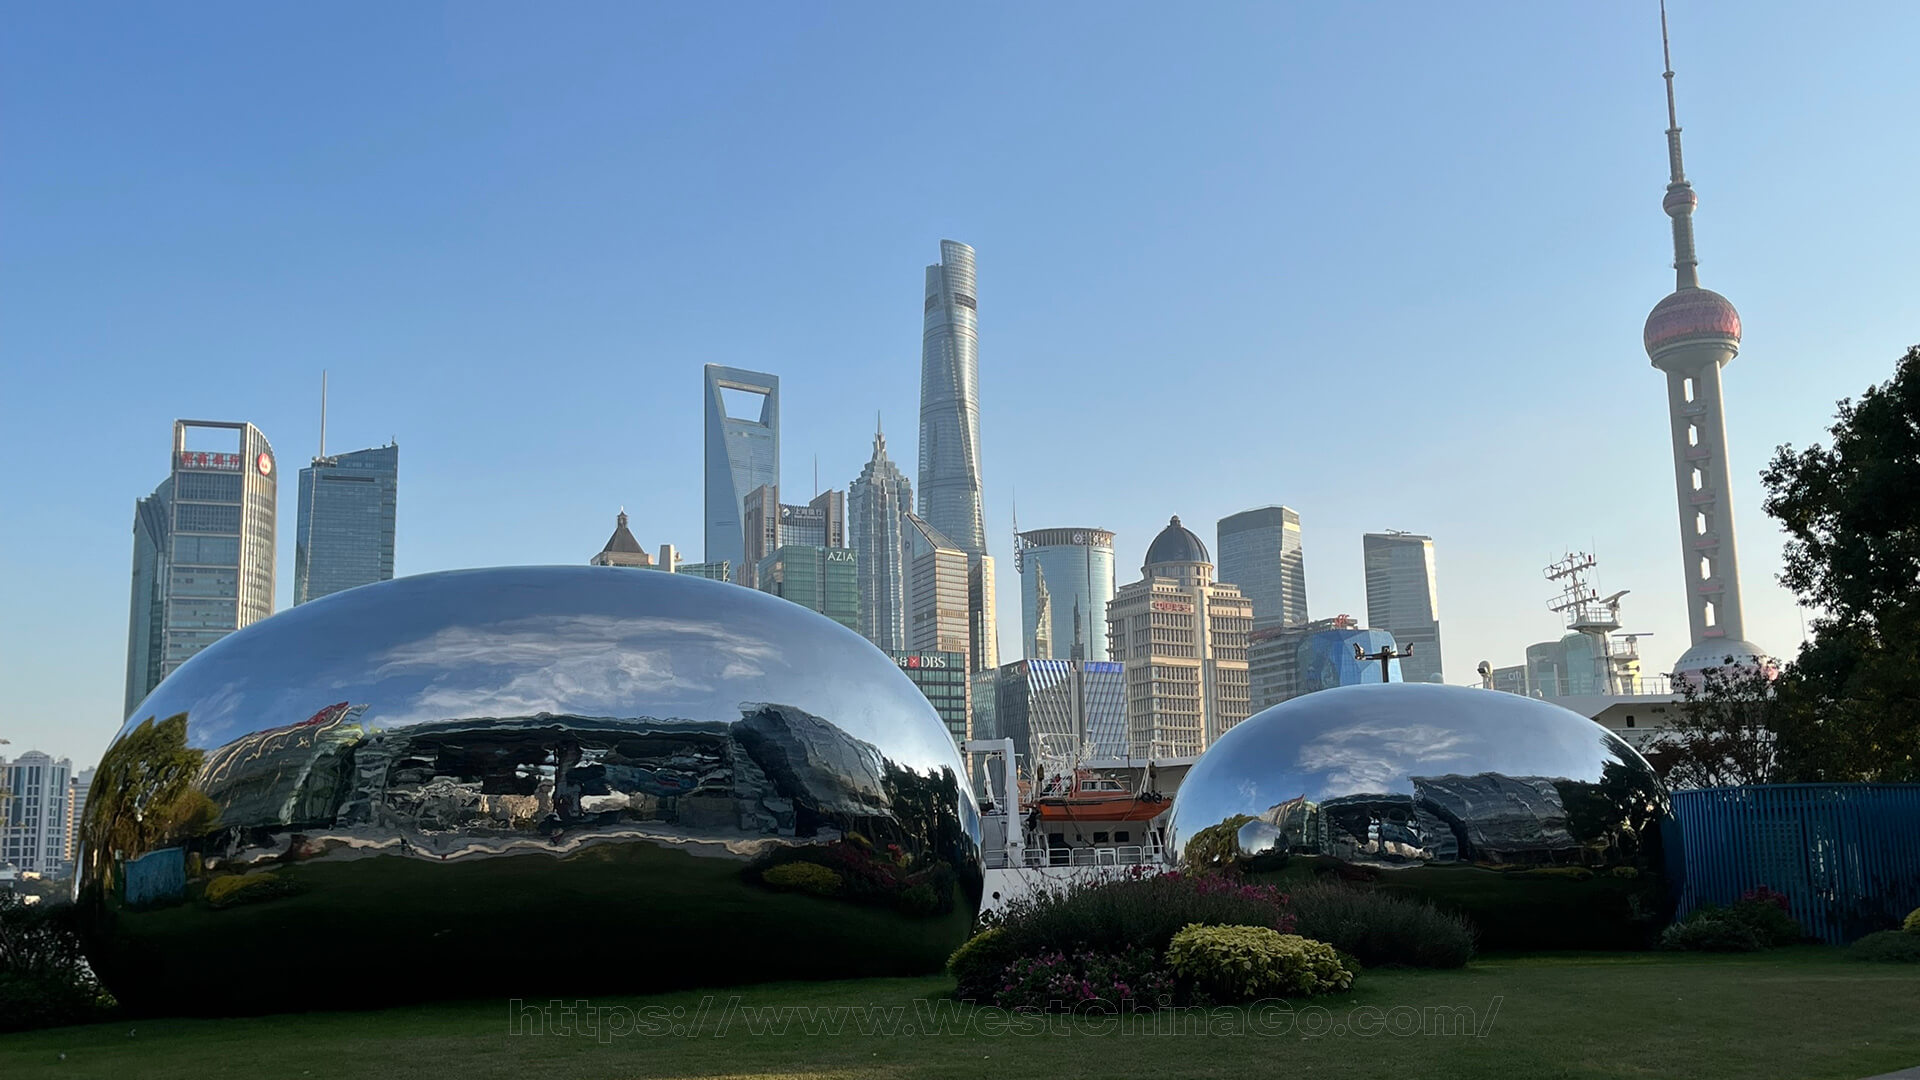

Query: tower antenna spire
left=318, top=369, right=328, bottom=459
left=1659, top=0, right=1700, bottom=289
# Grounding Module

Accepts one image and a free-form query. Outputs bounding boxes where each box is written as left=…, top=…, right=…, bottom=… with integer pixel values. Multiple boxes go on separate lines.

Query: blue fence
left=1671, top=784, right=1920, bottom=944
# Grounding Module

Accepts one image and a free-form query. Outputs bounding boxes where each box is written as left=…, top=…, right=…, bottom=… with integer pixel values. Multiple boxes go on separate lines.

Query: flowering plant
left=992, top=948, right=1174, bottom=1012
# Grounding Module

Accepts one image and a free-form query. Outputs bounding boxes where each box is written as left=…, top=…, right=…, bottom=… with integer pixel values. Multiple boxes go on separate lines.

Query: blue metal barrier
left=1671, top=784, right=1920, bottom=944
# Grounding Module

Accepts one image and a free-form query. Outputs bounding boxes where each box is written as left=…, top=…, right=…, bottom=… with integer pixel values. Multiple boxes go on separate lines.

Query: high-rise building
left=969, top=554, right=999, bottom=676
left=1643, top=7, right=1764, bottom=676
left=889, top=650, right=969, bottom=749
left=758, top=546, right=860, bottom=631
left=703, top=365, right=779, bottom=573
left=1216, top=506, right=1309, bottom=630
left=849, top=422, right=914, bottom=652
left=677, top=561, right=733, bottom=581
left=0, top=751, right=73, bottom=876
left=66, top=767, right=95, bottom=867
left=1248, top=616, right=1400, bottom=713
left=905, top=513, right=972, bottom=660
left=1106, top=516, right=1253, bottom=757
left=918, top=240, right=985, bottom=556
left=1015, top=527, right=1116, bottom=661
left=983, top=659, right=1129, bottom=767
left=1363, top=531, right=1443, bottom=685
left=294, top=443, right=397, bottom=604
left=591, top=510, right=654, bottom=567
left=742, top=483, right=780, bottom=579
left=125, top=421, right=277, bottom=715
left=780, top=490, right=845, bottom=549
left=125, top=478, right=172, bottom=718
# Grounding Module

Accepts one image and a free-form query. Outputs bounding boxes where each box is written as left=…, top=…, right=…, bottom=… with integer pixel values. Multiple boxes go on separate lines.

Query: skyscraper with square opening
left=703, top=365, right=779, bottom=575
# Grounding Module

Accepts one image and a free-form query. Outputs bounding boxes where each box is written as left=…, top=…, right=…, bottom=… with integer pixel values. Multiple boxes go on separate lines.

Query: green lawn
left=3, top=948, right=1917, bottom=1079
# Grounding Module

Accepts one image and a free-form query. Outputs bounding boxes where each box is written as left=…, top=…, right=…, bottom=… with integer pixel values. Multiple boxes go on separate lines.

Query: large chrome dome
left=79, top=566, right=982, bottom=1014
left=1167, top=683, right=1675, bottom=949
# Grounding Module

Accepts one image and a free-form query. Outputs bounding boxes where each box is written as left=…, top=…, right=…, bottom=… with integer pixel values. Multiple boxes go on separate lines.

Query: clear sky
left=2, top=2, right=1916, bottom=767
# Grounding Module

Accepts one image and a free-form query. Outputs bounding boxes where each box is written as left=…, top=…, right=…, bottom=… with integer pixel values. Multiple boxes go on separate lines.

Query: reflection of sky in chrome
left=1169, top=683, right=1650, bottom=850
left=118, top=566, right=963, bottom=778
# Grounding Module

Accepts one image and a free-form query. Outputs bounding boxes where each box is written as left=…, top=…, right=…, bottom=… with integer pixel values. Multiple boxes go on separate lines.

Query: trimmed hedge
left=1285, top=882, right=1476, bottom=969
left=1851, top=930, right=1920, bottom=963
left=1165, top=924, right=1352, bottom=1001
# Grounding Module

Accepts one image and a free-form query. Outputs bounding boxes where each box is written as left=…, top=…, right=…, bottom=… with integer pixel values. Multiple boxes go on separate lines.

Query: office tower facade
left=850, top=424, right=914, bottom=652
left=1216, top=506, right=1309, bottom=630
left=1248, top=616, right=1400, bottom=713
left=703, top=365, right=779, bottom=573
left=780, top=489, right=845, bottom=549
left=125, top=478, right=172, bottom=717
left=918, top=240, right=986, bottom=555
left=969, top=555, right=999, bottom=676
left=985, top=659, right=1129, bottom=767
left=905, top=514, right=972, bottom=660
left=591, top=510, right=654, bottom=567
left=889, top=650, right=969, bottom=749
left=742, top=484, right=780, bottom=579
left=125, top=421, right=277, bottom=715
left=294, top=443, right=397, bottom=604
left=66, top=767, right=95, bottom=866
left=677, top=561, right=733, bottom=581
left=0, top=751, right=73, bottom=875
left=1363, top=531, right=1444, bottom=685
left=1643, top=8, right=1764, bottom=675
left=758, top=546, right=860, bottom=631
left=1016, top=527, right=1116, bottom=661
left=1105, top=516, right=1253, bottom=757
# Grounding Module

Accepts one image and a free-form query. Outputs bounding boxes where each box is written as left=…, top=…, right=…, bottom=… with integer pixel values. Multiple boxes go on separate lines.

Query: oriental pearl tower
left=1643, top=1, right=1766, bottom=675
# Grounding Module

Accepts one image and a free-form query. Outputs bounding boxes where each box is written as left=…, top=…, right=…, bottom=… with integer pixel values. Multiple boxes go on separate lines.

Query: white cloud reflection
left=1294, top=723, right=1472, bottom=793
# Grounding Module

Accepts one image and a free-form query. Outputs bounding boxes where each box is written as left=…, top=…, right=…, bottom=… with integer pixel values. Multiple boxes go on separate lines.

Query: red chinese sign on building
left=177, top=451, right=244, bottom=471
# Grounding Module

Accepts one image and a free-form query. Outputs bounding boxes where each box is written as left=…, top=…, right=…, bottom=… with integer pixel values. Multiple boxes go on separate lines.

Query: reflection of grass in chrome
left=6, top=949, right=1915, bottom=1080
left=87, top=840, right=974, bottom=1015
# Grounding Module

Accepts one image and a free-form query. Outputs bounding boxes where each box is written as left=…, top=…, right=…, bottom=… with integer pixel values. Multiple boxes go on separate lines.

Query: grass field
left=3, top=948, right=1917, bottom=1079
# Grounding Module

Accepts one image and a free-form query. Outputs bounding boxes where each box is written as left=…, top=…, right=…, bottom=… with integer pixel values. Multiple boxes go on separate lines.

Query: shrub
left=993, top=947, right=1173, bottom=1011
left=1903, top=907, right=1920, bottom=935
left=760, top=861, right=843, bottom=897
left=1727, top=888, right=1802, bottom=946
left=985, top=871, right=1293, bottom=965
left=1660, top=913, right=1765, bottom=952
left=1165, top=924, right=1353, bottom=1001
left=0, top=894, right=114, bottom=1032
left=1851, top=930, right=1920, bottom=963
left=1285, top=882, right=1476, bottom=969
left=949, top=927, right=1021, bottom=1000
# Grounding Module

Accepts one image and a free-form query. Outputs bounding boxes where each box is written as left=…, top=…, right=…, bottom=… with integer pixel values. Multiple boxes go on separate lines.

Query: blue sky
left=3, top=2, right=1916, bottom=766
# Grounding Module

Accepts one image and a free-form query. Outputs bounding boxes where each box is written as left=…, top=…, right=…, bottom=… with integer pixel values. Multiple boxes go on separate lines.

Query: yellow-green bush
left=1903, top=907, right=1920, bottom=935
left=1165, top=923, right=1353, bottom=1001
left=947, top=926, right=1018, bottom=1000
left=761, top=861, right=843, bottom=896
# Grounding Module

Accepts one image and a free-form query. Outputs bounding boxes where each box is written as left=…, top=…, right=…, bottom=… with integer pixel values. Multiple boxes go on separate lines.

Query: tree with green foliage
left=1758, top=344, right=1920, bottom=781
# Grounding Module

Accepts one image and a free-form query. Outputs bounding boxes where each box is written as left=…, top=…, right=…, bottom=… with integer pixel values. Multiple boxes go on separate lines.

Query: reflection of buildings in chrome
left=196, top=702, right=368, bottom=828
left=218, top=704, right=919, bottom=862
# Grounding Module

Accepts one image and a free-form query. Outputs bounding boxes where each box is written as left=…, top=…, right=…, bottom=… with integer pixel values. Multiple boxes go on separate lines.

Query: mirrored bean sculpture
left=1167, top=683, right=1674, bottom=949
left=78, top=567, right=982, bottom=1014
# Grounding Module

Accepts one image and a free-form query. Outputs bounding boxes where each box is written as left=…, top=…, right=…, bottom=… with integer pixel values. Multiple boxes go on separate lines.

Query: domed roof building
left=1105, top=515, right=1253, bottom=758
left=1643, top=5, right=1765, bottom=677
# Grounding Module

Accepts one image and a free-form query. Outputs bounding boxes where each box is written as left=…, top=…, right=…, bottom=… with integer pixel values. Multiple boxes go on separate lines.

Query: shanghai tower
left=1643, top=2, right=1764, bottom=674
left=918, top=240, right=985, bottom=556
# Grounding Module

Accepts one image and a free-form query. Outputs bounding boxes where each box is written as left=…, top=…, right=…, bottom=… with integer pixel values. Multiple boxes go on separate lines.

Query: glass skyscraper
left=125, top=420, right=276, bottom=716
left=849, top=423, right=913, bottom=651
left=0, top=751, right=73, bottom=876
left=1363, top=531, right=1444, bottom=685
left=1217, top=506, right=1309, bottom=629
left=757, top=546, right=860, bottom=632
left=889, top=650, right=969, bottom=749
left=918, top=240, right=985, bottom=556
left=1015, top=527, right=1116, bottom=661
left=985, top=659, right=1129, bottom=767
left=294, top=443, right=397, bottom=605
left=702, top=365, right=779, bottom=573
